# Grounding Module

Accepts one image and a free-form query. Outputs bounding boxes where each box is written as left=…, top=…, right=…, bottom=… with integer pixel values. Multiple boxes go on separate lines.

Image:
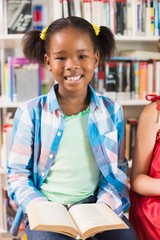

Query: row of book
left=1, top=0, right=160, bottom=36
left=52, top=0, right=160, bottom=36
left=1, top=56, right=53, bottom=102
left=91, top=53, right=160, bottom=101
left=2, top=52, right=160, bottom=103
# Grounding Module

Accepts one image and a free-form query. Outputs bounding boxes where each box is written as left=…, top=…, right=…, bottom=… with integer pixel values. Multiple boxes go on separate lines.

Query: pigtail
left=21, top=30, right=46, bottom=65
left=97, top=26, right=117, bottom=64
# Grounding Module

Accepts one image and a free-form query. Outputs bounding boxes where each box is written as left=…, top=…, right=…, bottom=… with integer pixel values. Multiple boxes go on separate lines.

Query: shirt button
left=57, top=131, right=61, bottom=136
left=49, top=154, right=53, bottom=159
left=42, top=172, right=45, bottom=177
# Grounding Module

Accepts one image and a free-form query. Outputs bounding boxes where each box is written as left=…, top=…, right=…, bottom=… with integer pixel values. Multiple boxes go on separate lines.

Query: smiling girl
left=7, top=16, right=138, bottom=240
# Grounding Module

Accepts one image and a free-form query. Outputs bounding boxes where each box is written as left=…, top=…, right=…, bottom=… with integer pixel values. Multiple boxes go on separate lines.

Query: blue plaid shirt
left=7, top=84, right=130, bottom=236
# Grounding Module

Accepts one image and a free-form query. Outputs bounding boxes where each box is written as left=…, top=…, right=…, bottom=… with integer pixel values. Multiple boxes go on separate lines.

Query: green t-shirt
left=40, top=107, right=100, bottom=204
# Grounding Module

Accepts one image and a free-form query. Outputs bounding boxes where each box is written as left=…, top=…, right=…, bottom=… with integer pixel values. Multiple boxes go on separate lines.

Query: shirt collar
left=47, top=84, right=101, bottom=113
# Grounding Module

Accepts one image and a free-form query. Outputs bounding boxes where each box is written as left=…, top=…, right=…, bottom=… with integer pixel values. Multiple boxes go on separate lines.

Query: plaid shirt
left=7, top=84, right=130, bottom=236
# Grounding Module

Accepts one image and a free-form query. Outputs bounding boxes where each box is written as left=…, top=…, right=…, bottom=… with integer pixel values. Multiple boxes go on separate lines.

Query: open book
left=26, top=201, right=128, bottom=239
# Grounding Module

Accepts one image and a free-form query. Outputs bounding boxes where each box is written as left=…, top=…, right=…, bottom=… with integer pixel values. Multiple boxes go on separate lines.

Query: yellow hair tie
left=91, top=23, right=100, bottom=36
left=40, top=27, right=48, bottom=40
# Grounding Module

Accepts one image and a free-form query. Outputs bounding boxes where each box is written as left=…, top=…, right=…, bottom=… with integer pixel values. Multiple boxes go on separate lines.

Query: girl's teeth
left=66, top=76, right=81, bottom=81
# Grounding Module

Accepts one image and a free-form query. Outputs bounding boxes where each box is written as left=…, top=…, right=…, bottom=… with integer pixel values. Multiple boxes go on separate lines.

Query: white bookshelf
left=0, top=0, right=159, bottom=237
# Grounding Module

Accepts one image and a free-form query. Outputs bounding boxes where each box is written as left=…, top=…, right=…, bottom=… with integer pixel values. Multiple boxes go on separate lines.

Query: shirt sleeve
left=97, top=104, right=130, bottom=216
left=7, top=105, right=47, bottom=213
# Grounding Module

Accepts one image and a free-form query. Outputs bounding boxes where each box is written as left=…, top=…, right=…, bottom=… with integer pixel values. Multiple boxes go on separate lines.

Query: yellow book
left=26, top=201, right=128, bottom=240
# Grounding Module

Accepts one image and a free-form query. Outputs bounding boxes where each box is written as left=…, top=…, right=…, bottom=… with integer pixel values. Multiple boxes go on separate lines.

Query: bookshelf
left=0, top=0, right=160, bottom=238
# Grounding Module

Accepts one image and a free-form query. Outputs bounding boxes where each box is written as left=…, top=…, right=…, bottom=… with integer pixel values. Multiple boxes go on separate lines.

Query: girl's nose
left=65, top=59, right=79, bottom=70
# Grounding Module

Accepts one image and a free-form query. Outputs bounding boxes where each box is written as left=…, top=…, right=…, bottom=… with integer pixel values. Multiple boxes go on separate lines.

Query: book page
left=27, top=201, right=78, bottom=238
left=69, top=203, right=128, bottom=239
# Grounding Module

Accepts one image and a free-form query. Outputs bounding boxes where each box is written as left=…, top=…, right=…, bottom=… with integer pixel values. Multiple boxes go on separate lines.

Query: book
left=73, top=0, right=82, bottom=17
left=1, top=119, right=13, bottom=168
left=125, top=117, right=138, bottom=160
left=98, top=65, right=105, bottom=94
left=139, top=61, right=148, bottom=99
left=62, top=0, right=69, bottom=17
left=67, top=0, right=75, bottom=16
left=125, top=121, right=131, bottom=160
left=116, top=61, right=125, bottom=100
left=52, top=0, right=63, bottom=20
left=26, top=201, right=128, bottom=239
left=6, top=0, right=32, bottom=34
left=116, top=0, right=125, bottom=35
left=7, top=57, right=41, bottom=102
left=82, top=0, right=92, bottom=23
left=32, top=2, right=47, bottom=31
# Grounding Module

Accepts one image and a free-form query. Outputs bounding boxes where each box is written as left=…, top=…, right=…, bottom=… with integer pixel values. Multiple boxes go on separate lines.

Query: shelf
left=115, top=35, right=160, bottom=42
left=0, top=98, right=24, bottom=108
left=0, top=97, right=148, bottom=108
left=0, top=34, right=159, bottom=48
left=118, top=99, right=148, bottom=106
left=0, top=34, right=24, bottom=48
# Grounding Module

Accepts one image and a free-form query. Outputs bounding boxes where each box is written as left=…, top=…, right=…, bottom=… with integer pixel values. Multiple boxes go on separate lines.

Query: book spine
left=7, top=57, right=14, bottom=102
left=155, top=61, right=160, bottom=94
left=133, top=61, right=140, bottom=99
left=122, top=0, right=127, bottom=35
left=68, top=0, right=75, bottom=16
left=104, top=0, right=110, bottom=27
left=137, top=0, right=143, bottom=35
left=116, top=61, right=126, bottom=100
left=116, top=0, right=124, bottom=35
left=127, top=118, right=138, bottom=160
left=82, top=0, right=92, bottom=23
left=153, top=0, right=159, bottom=35
left=62, top=0, right=69, bottom=17
left=139, top=61, right=148, bottom=99
left=91, top=0, right=97, bottom=24
left=4, top=63, right=9, bottom=100
left=126, top=0, right=132, bottom=35
left=124, top=62, right=131, bottom=99
left=150, top=0, right=155, bottom=35
left=158, top=0, right=160, bottom=35
left=98, top=65, right=105, bottom=94
left=130, top=61, right=136, bottom=99
left=131, top=0, right=138, bottom=35
left=53, top=0, right=63, bottom=20
left=104, top=61, right=117, bottom=99
left=109, top=0, right=116, bottom=34
left=152, top=59, right=156, bottom=93
left=73, top=0, right=82, bottom=17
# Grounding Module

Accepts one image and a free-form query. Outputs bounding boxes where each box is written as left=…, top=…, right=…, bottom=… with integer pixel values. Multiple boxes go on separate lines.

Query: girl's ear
left=94, top=50, right=99, bottom=68
left=44, top=54, right=52, bottom=71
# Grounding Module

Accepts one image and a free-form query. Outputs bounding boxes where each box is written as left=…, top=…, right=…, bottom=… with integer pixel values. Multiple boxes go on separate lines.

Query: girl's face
left=44, top=28, right=99, bottom=94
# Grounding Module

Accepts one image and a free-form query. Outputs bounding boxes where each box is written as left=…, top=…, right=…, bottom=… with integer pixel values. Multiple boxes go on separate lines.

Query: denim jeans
left=24, top=192, right=138, bottom=240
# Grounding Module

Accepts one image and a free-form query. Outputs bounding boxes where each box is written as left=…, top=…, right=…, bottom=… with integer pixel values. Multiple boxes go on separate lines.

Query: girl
left=7, top=16, right=138, bottom=240
left=129, top=40, right=160, bottom=240
left=129, top=94, right=160, bottom=240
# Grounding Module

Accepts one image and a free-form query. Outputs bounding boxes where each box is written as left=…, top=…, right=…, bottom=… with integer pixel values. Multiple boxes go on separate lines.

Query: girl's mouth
left=65, top=75, right=81, bottom=81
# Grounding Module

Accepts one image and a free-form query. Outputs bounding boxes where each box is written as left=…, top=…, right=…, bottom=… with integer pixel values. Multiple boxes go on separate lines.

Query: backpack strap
left=146, top=94, right=160, bottom=124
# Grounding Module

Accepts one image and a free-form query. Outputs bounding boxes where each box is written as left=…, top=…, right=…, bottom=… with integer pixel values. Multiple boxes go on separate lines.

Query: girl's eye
left=55, top=57, right=66, bottom=60
left=79, top=55, right=87, bottom=59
